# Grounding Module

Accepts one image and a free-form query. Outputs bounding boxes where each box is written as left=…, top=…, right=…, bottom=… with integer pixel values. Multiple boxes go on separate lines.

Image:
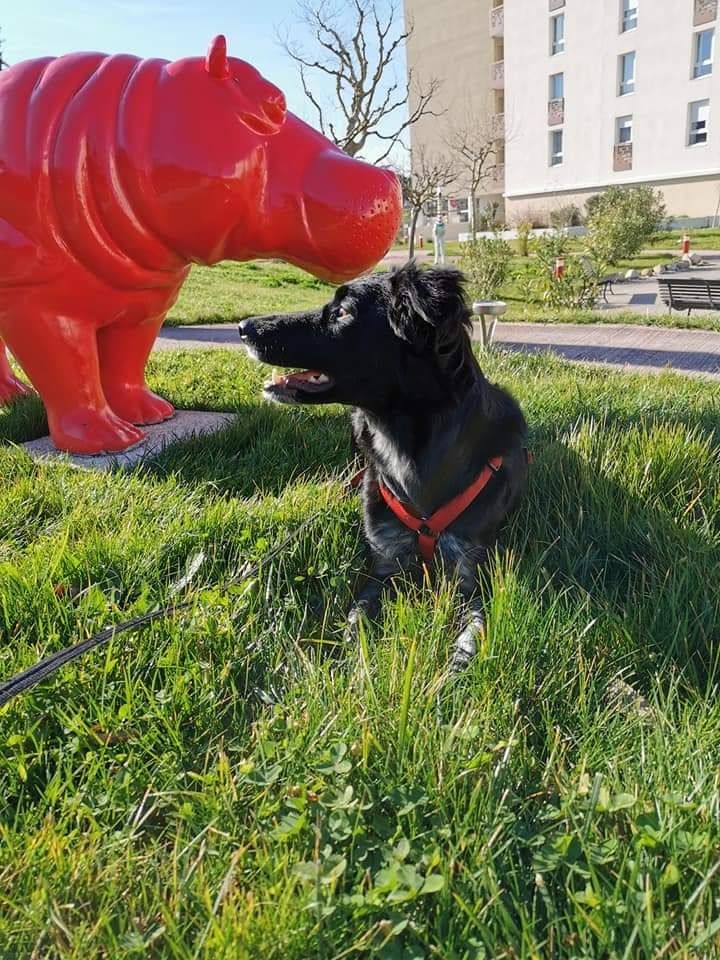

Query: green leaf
left=420, top=874, right=445, bottom=895
left=609, top=793, right=636, bottom=812
left=292, top=861, right=319, bottom=883
left=661, top=861, right=680, bottom=887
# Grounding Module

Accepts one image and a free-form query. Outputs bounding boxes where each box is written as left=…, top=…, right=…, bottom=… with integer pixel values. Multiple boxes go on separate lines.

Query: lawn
left=2, top=347, right=720, bottom=958
left=168, top=257, right=720, bottom=333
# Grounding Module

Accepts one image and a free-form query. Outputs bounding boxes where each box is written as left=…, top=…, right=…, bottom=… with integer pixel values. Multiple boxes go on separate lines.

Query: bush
left=549, top=203, right=582, bottom=229
left=459, top=236, right=513, bottom=300
left=585, top=186, right=666, bottom=264
left=515, top=219, right=534, bottom=257
left=524, top=233, right=603, bottom=309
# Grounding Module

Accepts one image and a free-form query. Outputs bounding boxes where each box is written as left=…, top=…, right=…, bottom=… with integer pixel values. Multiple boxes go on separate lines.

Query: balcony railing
left=694, top=0, right=717, bottom=25
left=613, top=142, right=633, bottom=171
left=489, top=4, right=504, bottom=37
left=490, top=60, right=505, bottom=89
left=548, top=98, right=564, bottom=126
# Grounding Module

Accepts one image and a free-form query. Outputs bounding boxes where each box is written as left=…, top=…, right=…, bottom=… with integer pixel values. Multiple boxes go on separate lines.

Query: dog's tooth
left=271, top=368, right=281, bottom=384
left=312, top=374, right=330, bottom=384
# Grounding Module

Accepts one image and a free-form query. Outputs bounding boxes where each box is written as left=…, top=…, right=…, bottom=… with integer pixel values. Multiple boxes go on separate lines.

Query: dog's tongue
left=271, top=369, right=330, bottom=387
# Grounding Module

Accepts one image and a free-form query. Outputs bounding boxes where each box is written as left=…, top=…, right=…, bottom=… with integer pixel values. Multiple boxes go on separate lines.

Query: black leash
left=0, top=511, right=324, bottom=709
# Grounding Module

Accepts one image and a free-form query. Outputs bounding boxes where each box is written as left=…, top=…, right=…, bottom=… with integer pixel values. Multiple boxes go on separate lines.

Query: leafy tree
left=584, top=186, right=666, bottom=264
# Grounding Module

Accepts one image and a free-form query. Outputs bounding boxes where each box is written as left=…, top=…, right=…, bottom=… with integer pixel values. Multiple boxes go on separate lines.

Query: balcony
left=489, top=4, right=504, bottom=37
left=548, top=98, right=564, bottom=126
left=490, top=60, right=505, bottom=89
left=694, top=0, right=717, bottom=25
left=491, top=112, right=505, bottom=139
left=613, top=142, right=633, bottom=172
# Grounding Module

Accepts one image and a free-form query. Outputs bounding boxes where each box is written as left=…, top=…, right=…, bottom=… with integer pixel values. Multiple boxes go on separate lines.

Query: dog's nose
left=238, top=318, right=256, bottom=341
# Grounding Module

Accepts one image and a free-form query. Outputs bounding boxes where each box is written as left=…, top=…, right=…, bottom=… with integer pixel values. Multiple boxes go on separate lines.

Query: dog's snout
left=238, top=318, right=257, bottom=341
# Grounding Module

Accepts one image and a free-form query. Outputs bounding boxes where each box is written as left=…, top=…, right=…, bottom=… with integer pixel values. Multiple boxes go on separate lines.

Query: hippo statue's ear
left=206, top=35, right=230, bottom=79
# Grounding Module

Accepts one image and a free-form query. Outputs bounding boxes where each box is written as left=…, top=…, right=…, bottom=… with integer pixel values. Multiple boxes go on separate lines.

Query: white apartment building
left=404, top=0, right=720, bottom=232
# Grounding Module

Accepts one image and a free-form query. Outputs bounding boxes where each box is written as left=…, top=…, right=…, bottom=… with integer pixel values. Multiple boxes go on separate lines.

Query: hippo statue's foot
left=49, top=406, right=147, bottom=455
left=105, top=386, right=175, bottom=426
left=0, top=373, right=33, bottom=405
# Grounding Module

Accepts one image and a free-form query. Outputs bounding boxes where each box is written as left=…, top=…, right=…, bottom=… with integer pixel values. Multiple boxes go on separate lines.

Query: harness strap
left=378, top=455, right=503, bottom=563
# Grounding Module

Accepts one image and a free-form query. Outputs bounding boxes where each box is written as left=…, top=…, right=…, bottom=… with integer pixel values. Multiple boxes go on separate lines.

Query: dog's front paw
left=342, top=606, right=364, bottom=644
left=450, top=619, right=483, bottom=672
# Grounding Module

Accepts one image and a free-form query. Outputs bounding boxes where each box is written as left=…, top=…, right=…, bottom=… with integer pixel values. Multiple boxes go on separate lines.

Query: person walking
left=432, top=215, right=446, bottom=265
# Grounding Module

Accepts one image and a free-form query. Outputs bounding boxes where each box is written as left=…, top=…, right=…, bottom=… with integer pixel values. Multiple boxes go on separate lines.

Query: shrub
left=477, top=200, right=502, bottom=232
left=584, top=186, right=666, bottom=264
left=549, top=203, right=582, bottom=229
left=515, top=219, right=534, bottom=257
left=459, top=235, right=513, bottom=300
left=524, top=232, right=604, bottom=310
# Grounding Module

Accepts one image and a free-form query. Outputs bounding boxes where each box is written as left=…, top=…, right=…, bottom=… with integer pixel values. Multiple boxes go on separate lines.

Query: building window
left=550, top=129, right=564, bottom=165
left=616, top=115, right=633, bottom=143
left=621, top=0, right=638, bottom=31
left=549, top=72, right=564, bottom=100
left=551, top=13, right=565, bottom=55
left=688, top=99, right=710, bottom=144
left=693, top=28, right=715, bottom=77
left=619, top=51, right=636, bottom=94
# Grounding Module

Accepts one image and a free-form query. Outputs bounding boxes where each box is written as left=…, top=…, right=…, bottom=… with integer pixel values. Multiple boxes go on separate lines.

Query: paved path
left=156, top=321, right=720, bottom=381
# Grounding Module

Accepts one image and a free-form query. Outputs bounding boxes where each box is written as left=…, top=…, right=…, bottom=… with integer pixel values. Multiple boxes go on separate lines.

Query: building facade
left=404, top=0, right=720, bottom=231
left=404, top=0, right=504, bottom=238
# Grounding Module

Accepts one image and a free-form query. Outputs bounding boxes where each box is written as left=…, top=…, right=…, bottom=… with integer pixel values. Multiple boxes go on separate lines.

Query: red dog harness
left=378, top=456, right=503, bottom=563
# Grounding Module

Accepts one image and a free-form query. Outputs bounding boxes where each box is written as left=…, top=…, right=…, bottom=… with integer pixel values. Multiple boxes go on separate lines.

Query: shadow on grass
left=147, top=399, right=720, bottom=695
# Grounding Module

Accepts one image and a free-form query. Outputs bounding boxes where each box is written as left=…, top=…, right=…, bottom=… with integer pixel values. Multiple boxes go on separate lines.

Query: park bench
left=657, top=277, right=720, bottom=315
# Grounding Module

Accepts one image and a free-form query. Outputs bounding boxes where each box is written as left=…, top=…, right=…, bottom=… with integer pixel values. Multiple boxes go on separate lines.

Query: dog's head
left=238, top=262, right=476, bottom=411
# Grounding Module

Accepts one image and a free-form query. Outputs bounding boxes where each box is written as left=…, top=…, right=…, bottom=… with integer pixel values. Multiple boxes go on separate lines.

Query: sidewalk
left=156, top=321, right=720, bottom=381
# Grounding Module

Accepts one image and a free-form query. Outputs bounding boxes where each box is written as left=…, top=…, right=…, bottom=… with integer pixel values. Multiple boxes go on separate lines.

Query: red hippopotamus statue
left=0, top=36, right=402, bottom=454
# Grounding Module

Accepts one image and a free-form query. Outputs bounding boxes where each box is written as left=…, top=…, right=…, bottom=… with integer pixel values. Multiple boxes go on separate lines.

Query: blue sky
left=2, top=0, right=328, bottom=121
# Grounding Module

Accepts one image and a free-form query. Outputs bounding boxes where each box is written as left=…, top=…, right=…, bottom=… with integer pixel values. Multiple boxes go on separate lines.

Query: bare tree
left=278, top=0, right=441, bottom=163
left=445, top=113, right=500, bottom=241
left=0, top=30, right=7, bottom=70
left=400, top=147, right=457, bottom=258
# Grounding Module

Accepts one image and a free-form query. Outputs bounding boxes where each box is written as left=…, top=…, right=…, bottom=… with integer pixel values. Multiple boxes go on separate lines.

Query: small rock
left=625, top=269, right=640, bottom=280
left=653, top=264, right=666, bottom=275
left=642, top=268, right=654, bottom=277
left=690, top=252, right=704, bottom=265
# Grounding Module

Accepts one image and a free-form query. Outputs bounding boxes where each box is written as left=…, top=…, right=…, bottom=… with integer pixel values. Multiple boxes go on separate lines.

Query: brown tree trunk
left=469, top=191, right=477, bottom=242
left=408, top=207, right=421, bottom=259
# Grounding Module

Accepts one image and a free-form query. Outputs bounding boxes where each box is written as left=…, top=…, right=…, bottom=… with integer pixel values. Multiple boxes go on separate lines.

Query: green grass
left=166, top=260, right=334, bottom=326
left=2, top=348, right=720, bottom=957
left=170, top=257, right=720, bottom=333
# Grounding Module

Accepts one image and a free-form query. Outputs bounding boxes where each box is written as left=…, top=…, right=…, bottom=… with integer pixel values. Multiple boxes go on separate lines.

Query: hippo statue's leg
left=0, top=340, right=33, bottom=405
left=0, top=316, right=146, bottom=454
left=98, top=317, right=174, bottom=426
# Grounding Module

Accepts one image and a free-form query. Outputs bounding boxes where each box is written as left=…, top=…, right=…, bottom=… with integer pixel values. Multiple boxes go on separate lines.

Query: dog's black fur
left=238, top=262, right=529, bottom=669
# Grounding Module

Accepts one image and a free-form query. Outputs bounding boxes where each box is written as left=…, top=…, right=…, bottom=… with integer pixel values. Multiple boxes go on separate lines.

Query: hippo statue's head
left=146, top=36, right=402, bottom=282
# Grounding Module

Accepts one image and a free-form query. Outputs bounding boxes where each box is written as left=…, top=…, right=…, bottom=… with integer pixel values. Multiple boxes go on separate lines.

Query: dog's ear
left=388, top=263, right=469, bottom=351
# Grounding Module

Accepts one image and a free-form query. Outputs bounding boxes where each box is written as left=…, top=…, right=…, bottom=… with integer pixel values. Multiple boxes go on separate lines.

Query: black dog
left=238, top=262, right=529, bottom=670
